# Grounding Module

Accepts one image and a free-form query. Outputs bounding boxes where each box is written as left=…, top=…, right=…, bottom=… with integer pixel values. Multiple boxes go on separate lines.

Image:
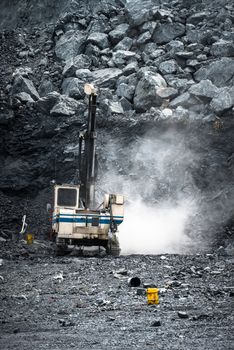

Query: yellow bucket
left=26, top=233, right=34, bottom=245
left=147, top=288, right=159, bottom=305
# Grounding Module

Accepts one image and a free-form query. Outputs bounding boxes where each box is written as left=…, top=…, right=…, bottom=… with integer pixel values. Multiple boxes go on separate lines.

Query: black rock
left=178, top=311, right=189, bottom=319
left=151, top=319, right=161, bottom=327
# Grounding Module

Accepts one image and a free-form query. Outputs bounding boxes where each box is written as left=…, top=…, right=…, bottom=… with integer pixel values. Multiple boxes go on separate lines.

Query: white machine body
left=52, top=184, right=124, bottom=245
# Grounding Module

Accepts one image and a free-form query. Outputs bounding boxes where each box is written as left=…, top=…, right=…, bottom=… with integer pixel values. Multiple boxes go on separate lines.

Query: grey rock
left=108, top=101, right=124, bottom=114
left=13, top=67, right=33, bottom=78
left=39, top=57, right=49, bottom=67
left=153, top=23, right=185, bottom=44
left=156, top=87, right=178, bottom=100
left=75, top=69, right=93, bottom=81
left=120, top=97, right=133, bottom=111
left=113, top=50, right=136, bottom=66
left=18, top=50, right=29, bottom=59
left=55, top=30, right=86, bottom=61
left=87, top=32, right=109, bottom=50
left=136, top=288, right=146, bottom=296
left=170, top=92, right=198, bottom=109
left=35, top=92, right=61, bottom=114
left=123, top=61, right=138, bottom=75
left=126, top=0, right=159, bottom=27
left=159, top=60, right=178, bottom=75
left=166, top=40, right=184, bottom=54
left=186, top=29, right=214, bottom=45
left=194, top=58, right=234, bottom=87
left=175, top=51, right=194, bottom=59
left=14, top=92, right=34, bottom=103
left=63, top=54, right=91, bottom=77
left=38, top=78, right=54, bottom=97
left=137, top=31, right=152, bottom=45
left=114, top=37, right=133, bottom=51
left=133, top=71, right=167, bottom=112
left=153, top=8, right=173, bottom=20
left=210, top=87, right=234, bottom=113
left=189, top=80, right=218, bottom=99
left=62, top=78, right=84, bottom=99
left=141, top=21, right=156, bottom=34
left=50, top=95, right=83, bottom=117
left=11, top=75, right=40, bottom=100
left=92, top=68, right=123, bottom=89
left=117, top=83, right=135, bottom=101
left=109, top=24, right=130, bottom=44
left=187, top=12, right=208, bottom=25
left=210, top=40, right=234, bottom=57
left=186, top=59, right=202, bottom=68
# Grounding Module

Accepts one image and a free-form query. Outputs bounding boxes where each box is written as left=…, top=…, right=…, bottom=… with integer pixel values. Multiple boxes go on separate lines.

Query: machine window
left=57, top=188, right=77, bottom=207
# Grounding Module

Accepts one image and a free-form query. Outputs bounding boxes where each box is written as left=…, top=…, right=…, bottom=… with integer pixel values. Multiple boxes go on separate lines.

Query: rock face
left=0, top=0, right=234, bottom=245
left=134, top=71, right=167, bottom=112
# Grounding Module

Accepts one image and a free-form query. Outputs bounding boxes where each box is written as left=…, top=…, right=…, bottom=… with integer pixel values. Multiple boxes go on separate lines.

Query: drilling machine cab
left=52, top=84, right=124, bottom=255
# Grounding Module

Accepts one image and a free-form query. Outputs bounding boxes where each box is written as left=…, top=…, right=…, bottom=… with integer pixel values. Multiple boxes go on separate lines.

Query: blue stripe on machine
left=53, top=213, right=124, bottom=218
left=53, top=218, right=123, bottom=225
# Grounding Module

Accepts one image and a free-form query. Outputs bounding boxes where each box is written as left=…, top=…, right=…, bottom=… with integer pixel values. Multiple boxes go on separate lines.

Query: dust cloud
left=98, top=129, right=201, bottom=254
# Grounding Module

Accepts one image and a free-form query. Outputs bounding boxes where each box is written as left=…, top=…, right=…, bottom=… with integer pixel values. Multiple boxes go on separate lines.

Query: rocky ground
left=0, top=241, right=233, bottom=349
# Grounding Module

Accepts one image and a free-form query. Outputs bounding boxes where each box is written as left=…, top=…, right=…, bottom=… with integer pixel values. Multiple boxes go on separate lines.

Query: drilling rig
left=51, top=84, right=124, bottom=255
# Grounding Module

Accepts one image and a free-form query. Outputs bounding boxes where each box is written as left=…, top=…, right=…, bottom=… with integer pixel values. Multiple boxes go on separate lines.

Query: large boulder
left=169, top=92, right=199, bottom=109
left=153, top=23, right=185, bottom=44
left=87, top=32, right=109, bottom=49
left=62, top=78, right=84, bottom=99
left=109, top=24, right=130, bottom=44
left=14, top=92, right=34, bottom=104
left=112, top=50, right=136, bottom=67
left=210, top=40, right=234, bottom=57
left=63, top=54, right=91, bottom=77
left=35, top=92, right=61, bottom=114
left=117, top=83, right=135, bottom=101
left=125, top=0, right=160, bottom=27
left=55, top=30, right=86, bottom=61
left=92, top=68, right=123, bottom=89
left=11, top=75, right=39, bottom=100
left=210, top=87, right=234, bottom=113
left=159, top=60, right=178, bottom=74
left=50, top=95, right=84, bottom=117
left=156, top=87, right=178, bottom=100
left=38, top=73, right=55, bottom=97
left=194, top=58, right=234, bottom=87
left=189, top=80, right=219, bottom=99
left=75, top=69, right=93, bottom=81
left=133, top=71, right=167, bottom=112
left=114, top=37, right=133, bottom=51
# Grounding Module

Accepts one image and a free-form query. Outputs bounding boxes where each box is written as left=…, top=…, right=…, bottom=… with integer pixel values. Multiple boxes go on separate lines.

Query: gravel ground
left=0, top=241, right=233, bottom=349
